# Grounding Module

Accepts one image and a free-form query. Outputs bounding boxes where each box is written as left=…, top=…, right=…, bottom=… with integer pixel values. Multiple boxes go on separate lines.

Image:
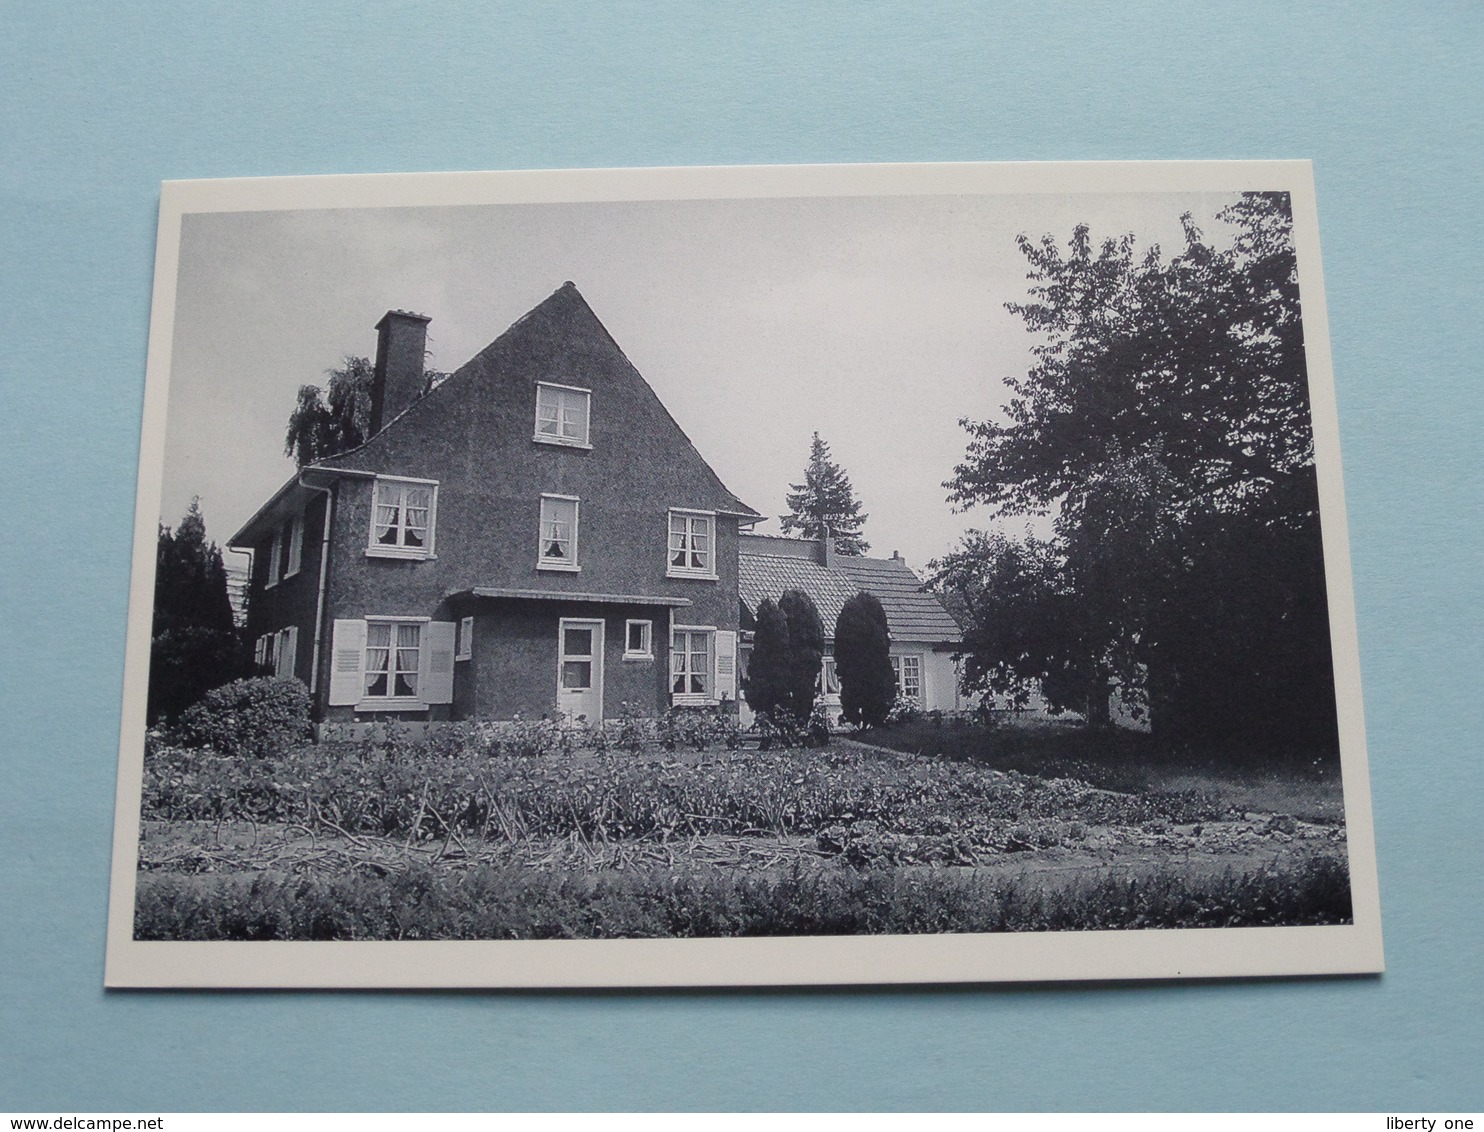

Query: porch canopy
left=446, top=587, right=692, bottom=607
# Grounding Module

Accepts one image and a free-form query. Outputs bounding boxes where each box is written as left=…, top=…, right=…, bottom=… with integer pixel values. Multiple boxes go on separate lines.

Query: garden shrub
left=175, top=676, right=312, bottom=759
left=834, top=592, right=896, bottom=728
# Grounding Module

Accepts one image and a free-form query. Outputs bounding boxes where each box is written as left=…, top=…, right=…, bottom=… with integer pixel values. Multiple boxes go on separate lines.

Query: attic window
left=534, top=382, right=591, bottom=448
left=366, top=476, right=438, bottom=560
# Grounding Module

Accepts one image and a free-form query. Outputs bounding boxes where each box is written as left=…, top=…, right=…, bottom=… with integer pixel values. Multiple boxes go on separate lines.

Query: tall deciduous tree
left=149, top=499, right=244, bottom=723
left=285, top=356, right=451, bottom=467
left=937, top=193, right=1337, bottom=748
left=780, top=433, right=870, bottom=554
left=834, top=592, right=895, bottom=728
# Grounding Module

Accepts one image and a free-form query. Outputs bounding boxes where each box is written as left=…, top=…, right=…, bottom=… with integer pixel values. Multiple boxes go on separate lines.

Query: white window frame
left=624, top=619, right=653, bottom=660
left=284, top=513, right=304, bottom=579
left=273, top=626, right=297, bottom=680
left=537, top=494, right=581, bottom=572
left=366, top=476, right=439, bottom=561
left=891, top=653, right=923, bottom=703
left=359, top=616, right=427, bottom=710
left=533, top=381, right=592, bottom=449
left=456, top=615, right=474, bottom=661
left=670, top=625, right=716, bottom=706
left=265, top=526, right=284, bottom=588
left=666, top=508, right=717, bottom=580
left=255, top=632, right=274, bottom=670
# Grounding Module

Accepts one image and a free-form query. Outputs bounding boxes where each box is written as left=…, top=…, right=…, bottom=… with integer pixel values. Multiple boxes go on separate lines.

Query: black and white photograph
left=105, top=161, right=1382, bottom=987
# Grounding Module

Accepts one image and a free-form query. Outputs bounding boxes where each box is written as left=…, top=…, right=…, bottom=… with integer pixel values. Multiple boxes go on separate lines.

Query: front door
left=557, top=618, right=604, bottom=723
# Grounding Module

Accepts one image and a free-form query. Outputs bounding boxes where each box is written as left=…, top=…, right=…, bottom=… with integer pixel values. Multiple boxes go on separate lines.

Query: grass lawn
left=134, top=725, right=1352, bottom=940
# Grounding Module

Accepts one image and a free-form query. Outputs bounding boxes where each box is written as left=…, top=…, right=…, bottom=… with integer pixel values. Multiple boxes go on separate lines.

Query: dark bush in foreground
left=176, top=676, right=312, bottom=759
left=135, top=856, right=1352, bottom=941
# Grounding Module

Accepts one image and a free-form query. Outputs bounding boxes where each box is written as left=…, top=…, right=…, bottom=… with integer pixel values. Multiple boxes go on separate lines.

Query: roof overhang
left=227, top=465, right=374, bottom=549
left=449, top=587, right=692, bottom=608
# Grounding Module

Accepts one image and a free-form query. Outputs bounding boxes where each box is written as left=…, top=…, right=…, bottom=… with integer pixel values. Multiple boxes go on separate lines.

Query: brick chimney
left=369, top=310, right=431, bottom=436
left=817, top=525, right=837, bottom=569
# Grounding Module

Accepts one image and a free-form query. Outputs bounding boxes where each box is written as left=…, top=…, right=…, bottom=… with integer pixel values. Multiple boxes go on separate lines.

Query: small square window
left=534, top=383, right=591, bottom=448
left=625, top=619, right=653, bottom=659
left=538, top=495, right=580, bottom=571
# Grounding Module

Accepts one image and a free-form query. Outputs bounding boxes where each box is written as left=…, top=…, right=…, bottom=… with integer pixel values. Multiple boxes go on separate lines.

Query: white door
left=557, top=618, right=604, bottom=723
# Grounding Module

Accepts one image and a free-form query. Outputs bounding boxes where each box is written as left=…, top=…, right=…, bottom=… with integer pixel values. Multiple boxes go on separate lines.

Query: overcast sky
left=160, top=188, right=1243, bottom=574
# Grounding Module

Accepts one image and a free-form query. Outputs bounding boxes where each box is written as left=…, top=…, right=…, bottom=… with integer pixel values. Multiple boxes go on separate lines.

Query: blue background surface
left=2, top=2, right=1480, bottom=1111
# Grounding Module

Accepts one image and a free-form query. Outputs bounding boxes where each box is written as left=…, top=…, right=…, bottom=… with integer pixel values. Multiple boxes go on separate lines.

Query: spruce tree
left=780, top=433, right=870, bottom=554
left=149, top=499, right=245, bottom=722
left=834, top=592, right=896, bottom=728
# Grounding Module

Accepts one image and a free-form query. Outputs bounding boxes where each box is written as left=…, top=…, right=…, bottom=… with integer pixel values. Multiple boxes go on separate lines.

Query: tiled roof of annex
left=738, top=538, right=962, bottom=645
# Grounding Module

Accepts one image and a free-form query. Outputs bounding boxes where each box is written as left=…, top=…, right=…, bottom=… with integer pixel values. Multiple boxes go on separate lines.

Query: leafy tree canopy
left=780, top=432, right=870, bottom=555
left=935, top=193, right=1337, bottom=747
left=285, top=356, right=450, bottom=468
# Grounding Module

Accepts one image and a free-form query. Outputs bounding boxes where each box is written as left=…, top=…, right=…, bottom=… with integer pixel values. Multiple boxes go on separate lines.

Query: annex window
left=891, top=654, right=923, bottom=703
left=368, top=477, right=437, bottom=560
left=364, top=621, right=422, bottom=700
left=671, top=628, right=713, bottom=702
left=534, top=382, right=591, bottom=448
left=265, top=526, right=284, bottom=587
left=625, top=619, right=653, bottom=659
left=538, top=495, right=580, bottom=571
left=456, top=615, right=474, bottom=661
left=284, top=513, right=304, bottom=578
left=667, top=509, right=716, bottom=578
left=254, top=627, right=298, bottom=679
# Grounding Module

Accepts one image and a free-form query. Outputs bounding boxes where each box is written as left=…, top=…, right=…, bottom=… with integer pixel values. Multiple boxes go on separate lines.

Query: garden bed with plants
left=134, top=719, right=1352, bottom=940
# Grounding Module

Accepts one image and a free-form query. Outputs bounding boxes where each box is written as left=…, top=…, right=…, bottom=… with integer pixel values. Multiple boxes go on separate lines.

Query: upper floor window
left=667, top=509, right=716, bottom=579
left=538, top=494, right=580, bottom=571
left=534, top=382, right=591, bottom=448
left=367, top=477, right=437, bottom=560
left=284, top=513, right=303, bottom=578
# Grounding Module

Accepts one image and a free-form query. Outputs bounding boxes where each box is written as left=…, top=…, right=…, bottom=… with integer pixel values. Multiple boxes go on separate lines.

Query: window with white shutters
left=326, top=618, right=455, bottom=710
left=284, top=513, right=303, bottom=578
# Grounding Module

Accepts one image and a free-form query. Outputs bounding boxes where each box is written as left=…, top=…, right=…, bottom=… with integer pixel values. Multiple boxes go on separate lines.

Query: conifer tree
left=780, top=433, right=870, bottom=554
left=741, top=599, right=792, bottom=720
left=777, top=588, right=825, bottom=723
left=834, top=592, right=896, bottom=728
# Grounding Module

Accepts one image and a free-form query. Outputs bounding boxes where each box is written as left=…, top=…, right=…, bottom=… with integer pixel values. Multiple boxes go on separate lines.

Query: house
left=229, top=283, right=761, bottom=725
left=736, top=531, right=970, bottom=722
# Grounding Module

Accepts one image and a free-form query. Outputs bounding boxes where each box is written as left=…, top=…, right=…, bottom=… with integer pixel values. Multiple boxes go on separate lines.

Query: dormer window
left=534, top=382, right=591, bottom=448
left=367, top=476, right=438, bottom=560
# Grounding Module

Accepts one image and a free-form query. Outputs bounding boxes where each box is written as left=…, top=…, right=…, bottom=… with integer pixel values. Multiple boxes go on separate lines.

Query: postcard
left=105, top=160, right=1382, bottom=986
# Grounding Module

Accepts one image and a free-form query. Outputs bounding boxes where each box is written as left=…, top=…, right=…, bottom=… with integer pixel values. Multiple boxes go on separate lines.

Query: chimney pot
left=369, top=310, right=431, bottom=436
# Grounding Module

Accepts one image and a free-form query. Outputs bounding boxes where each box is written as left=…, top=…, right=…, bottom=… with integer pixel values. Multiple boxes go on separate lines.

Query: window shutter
left=714, top=630, right=737, bottom=700
left=421, top=621, right=456, bottom=704
left=457, top=615, right=473, bottom=660
left=328, top=619, right=367, bottom=706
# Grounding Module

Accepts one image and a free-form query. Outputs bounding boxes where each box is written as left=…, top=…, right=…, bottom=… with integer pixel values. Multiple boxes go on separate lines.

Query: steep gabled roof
left=312, top=282, right=759, bottom=519
left=739, top=549, right=962, bottom=645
